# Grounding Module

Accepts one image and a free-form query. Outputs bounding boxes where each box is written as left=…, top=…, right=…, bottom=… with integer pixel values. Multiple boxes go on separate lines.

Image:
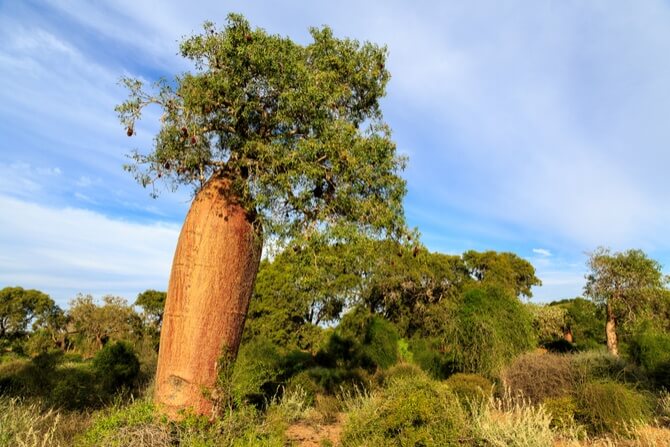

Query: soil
left=285, top=413, right=345, bottom=447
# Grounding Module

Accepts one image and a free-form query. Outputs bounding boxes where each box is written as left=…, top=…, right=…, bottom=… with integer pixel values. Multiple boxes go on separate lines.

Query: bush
left=575, top=380, right=652, bottom=435
left=379, top=362, right=427, bottom=386
left=572, top=350, right=646, bottom=386
left=341, top=374, right=466, bottom=446
left=92, top=342, right=140, bottom=395
left=444, top=287, right=536, bottom=377
left=543, top=396, right=579, bottom=430
left=50, top=365, right=98, bottom=410
left=502, top=352, right=577, bottom=404
left=408, top=336, right=454, bottom=379
left=323, top=309, right=400, bottom=371
left=468, top=390, right=555, bottom=447
left=445, top=373, right=492, bottom=404
left=629, top=323, right=670, bottom=389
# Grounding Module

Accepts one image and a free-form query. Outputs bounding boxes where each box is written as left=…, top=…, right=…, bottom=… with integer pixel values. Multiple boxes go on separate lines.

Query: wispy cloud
left=533, top=248, right=552, bottom=257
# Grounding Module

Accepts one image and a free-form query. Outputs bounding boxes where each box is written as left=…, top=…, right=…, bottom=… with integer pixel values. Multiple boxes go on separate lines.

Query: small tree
left=117, top=14, right=406, bottom=416
left=69, top=295, right=141, bottom=354
left=135, top=289, right=166, bottom=329
left=0, top=286, right=55, bottom=340
left=462, top=250, right=541, bottom=299
left=585, top=248, right=668, bottom=356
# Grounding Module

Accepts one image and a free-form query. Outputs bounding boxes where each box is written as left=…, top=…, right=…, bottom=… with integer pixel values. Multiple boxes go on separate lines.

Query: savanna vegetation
left=3, top=14, right=670, bottom=447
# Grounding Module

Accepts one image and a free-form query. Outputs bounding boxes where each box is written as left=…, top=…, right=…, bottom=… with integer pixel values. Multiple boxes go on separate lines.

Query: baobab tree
left=116, top=14, right=407, bottom=417
left=585, top=248, right=667, bottom=356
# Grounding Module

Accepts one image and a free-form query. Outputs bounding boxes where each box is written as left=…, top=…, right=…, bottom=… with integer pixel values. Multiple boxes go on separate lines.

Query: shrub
left=232, top=338, right=284, bottom=406
left=379, top=362, right=428, bottom=386
left=444, top=287, right=536, bottom=377
left=543, top=396, right=579, bottom=430
left=341, top=374, right=466, bottom=446
left=50, top=365, right=98, bottom=410
left=445, top=373, right=492, bottom=404
left=544, top=339, right=576, bottom=353
left=408, top=336, right=454, bottom=379
left=575, top=380, right=652, bottom=435
left=468, top=390, right=556, bottom=447
left=572, top=350, right=646, bottom=386
left=324, top=309, right=400, bottom=371
left=628, top=323, right=670, bottom=389
left=502, top=352, right=577, bottom=404
left=92, top=342, right=140, bottom=395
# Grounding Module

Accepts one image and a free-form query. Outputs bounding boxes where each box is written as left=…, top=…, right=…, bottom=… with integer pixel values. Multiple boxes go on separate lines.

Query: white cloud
left=0, top=194, right=179, bottom=307
left=533, top=248, right=552, bottom=257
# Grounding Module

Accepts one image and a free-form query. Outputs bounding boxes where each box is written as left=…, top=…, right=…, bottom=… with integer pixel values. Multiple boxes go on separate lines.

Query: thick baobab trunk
left=155, top=175, right=262, bottom=418
left=605, top=302, right=619, bottom=357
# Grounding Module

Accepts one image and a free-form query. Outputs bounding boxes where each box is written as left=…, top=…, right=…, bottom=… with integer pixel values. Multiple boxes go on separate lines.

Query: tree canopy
left=0, top=286, right=56, bottom=339
left=117, top=14, right=407, bottom=243
left=585, top=248, right=667, bottom=324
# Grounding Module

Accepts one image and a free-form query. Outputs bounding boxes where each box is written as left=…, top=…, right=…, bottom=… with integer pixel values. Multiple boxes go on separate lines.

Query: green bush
left=575, top=380, right=652, bottom=435
left=572, top=350, right=646, bottom=386
left=323, top=309, right=399, bottom=371
left=445, top=373, right=492, bottom=404
left=50, top=365, right=98, bottom=410
left=629, top=323, right=670, bottom=389
left=502, top=352, right=577, bottom=404
left=543, top=395, right=579, bottom=430
left=445, top=287, right=536, bottom=377
left=379, top=362, right=428, bottom=386
left=341, top=374, right=466, bottom=446
left=408, top=336, right=454, bottom=379
left=92, top=342, right=140, bottom=395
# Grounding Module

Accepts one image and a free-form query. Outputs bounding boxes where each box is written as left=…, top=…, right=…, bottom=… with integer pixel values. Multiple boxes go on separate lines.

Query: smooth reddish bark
left=154, top=175, right=262, bottom=418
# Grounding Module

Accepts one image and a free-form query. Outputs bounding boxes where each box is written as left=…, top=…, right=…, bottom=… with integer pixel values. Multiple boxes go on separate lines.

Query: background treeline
left=2, top=240, right=670, bottom=445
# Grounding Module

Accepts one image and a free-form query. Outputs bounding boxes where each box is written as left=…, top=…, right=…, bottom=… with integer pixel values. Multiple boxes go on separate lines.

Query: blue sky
left=2, top=0, right=670, bottom=307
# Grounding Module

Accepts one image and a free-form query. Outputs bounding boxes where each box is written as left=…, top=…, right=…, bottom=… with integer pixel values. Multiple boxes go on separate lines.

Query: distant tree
left=117, top=14, right=406, bottom=416
left=528, top=304, right=568, bottom=344
left=462, top=251, right=541, bottom=298
left=135, top=289, right=166, bottom=328
left=0, top=287, right=56, bottom=339
left=247, top=236, right=368, bottom=350
left=363, top=242, right=470, bottom=336
left=549, top=297, right=604, bottom=349
left=585, top=248, right=668, bottom=356
left=68, top=295, right=141, bottom=353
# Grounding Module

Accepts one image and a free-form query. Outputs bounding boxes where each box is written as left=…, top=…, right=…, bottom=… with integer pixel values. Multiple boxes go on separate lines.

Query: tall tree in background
left=585, top=248, right=667, bottom=356
left=117, top=14, right=406, bottom=417
left=0, top=287, right=56, bottom=340
left=462, top=250, right=541, bottom=299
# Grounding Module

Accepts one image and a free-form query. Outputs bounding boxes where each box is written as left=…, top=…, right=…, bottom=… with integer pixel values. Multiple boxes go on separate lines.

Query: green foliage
left=134, top=289, right=166, bottom=328
left=231, top=338, right=284, bottom=406
left=69, top=295, right=142, bottom=355
left=444, top=287, right=536, bottom=377
left=407, top=336, right=454, bottom=379
left=575, top=380, right=652, bottom=435
left=245, top=236, right=372, bottom=351
left=572, top=350, right=646, bottom=386
left=362, top=243, right=466, bottom=336
left=445, top=373, right=493, bottom=404
left=92, top=342, right=140, bottom=395
left=0, top=286, right=57, bottom=339
left=528, top=303, right=568, bottom=345
left=468, top=389, right=556, bottom=446
left=318, top=308, right=399, bottom=372
left=549, top=298, right=604, bottom=350
left=462, top=250, right=542, bottom=298
left=117, top=14, right=407, bottom=243
left=628, top=322, right=670, bottom=388
left=341, top=373, right=466, bottom=446
left=502, top=352, right=577, bottom=404
left=543, top=396, right=579, bottom=430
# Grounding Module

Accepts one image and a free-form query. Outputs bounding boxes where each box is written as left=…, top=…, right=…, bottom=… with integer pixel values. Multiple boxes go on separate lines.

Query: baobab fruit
left=412, top=246, right=419, bottom=258
left=245, top=34, right=252, bottom=42
left=181, top=127, right=189, bottom=137
left=164, top=162, right=171, bottom=170
left=126, top=126, right=134, bottom=137
left=190, top=136, right=197, bottom=145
